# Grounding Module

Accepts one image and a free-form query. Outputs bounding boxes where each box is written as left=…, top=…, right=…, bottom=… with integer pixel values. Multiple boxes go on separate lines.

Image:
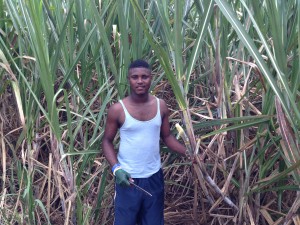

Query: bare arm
left=101, top=104, right=120, bottom=167
left=160, top=99, right=186, bottom=155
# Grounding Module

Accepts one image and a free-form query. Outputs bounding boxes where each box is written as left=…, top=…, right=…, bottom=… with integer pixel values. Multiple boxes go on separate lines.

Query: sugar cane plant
left=0, top=0, right=299, bottom=224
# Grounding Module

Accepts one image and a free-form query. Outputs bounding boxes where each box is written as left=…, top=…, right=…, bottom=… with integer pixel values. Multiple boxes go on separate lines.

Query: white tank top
left=118, top=97, right=162, bottom=178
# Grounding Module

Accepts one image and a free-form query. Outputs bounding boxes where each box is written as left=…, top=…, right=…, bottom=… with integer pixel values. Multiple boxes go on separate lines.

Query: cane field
left=0, top=0, right=300, bottom=224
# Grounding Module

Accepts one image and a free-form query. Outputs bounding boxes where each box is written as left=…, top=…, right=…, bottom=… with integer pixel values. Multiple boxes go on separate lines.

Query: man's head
left=128, top=59, right=151, bottom=72
left=128, top=59, right=152, bottom=95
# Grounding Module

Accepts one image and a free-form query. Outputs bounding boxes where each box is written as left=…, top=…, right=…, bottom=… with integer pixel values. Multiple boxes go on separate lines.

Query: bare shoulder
left=108, top=101, right=122, bottom=112
left=158, top=98, right=169, bottom=116
left=107, top=101, right=123, bottom=120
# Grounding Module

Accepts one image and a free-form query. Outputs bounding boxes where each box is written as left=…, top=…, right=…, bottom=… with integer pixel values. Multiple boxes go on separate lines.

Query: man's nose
left=137, top=77, right=143, bottom=83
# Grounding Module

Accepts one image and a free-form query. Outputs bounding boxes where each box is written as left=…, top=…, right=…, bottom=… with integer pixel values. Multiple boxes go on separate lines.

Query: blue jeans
left=114, top=169, right=164, bottom=225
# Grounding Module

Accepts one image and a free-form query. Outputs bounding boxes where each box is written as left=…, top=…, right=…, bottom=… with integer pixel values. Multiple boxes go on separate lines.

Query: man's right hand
left=115, top=169, right=131, bottom=187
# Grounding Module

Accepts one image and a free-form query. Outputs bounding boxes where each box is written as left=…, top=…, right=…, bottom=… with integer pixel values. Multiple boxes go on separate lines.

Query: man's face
left=128, top=67, right=152, bottom=95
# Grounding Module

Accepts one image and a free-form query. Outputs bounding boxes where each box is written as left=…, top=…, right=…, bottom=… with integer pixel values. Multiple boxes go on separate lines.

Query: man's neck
left=129, top=93, right=150, bottom=104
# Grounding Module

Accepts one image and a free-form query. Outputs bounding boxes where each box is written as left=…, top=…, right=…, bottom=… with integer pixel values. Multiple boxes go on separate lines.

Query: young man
left=102, top=59, right=187, bottom=225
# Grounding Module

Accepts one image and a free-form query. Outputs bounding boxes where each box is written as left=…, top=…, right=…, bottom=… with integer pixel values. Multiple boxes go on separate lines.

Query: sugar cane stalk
left=175, top=122, right=238, bottom=211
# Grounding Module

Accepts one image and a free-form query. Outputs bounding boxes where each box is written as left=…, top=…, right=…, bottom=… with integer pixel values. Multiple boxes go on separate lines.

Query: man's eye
left=142, top=75, right=149, bottom=79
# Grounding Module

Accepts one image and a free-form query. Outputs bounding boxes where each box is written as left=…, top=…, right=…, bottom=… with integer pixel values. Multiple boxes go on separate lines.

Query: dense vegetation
left=0, top=0, right=299, bottom=224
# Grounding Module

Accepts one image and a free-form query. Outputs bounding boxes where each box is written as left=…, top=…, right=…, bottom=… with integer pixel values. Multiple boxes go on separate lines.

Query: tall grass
left=0, top=0, right=299, bottom=224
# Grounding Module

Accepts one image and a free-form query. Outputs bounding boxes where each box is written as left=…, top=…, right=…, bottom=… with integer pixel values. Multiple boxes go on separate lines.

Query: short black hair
left=128, top=59, right=151, bottom=70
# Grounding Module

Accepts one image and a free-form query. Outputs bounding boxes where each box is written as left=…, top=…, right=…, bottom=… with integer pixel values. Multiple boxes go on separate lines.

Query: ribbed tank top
left=118, top=97, right=162, bottom=178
